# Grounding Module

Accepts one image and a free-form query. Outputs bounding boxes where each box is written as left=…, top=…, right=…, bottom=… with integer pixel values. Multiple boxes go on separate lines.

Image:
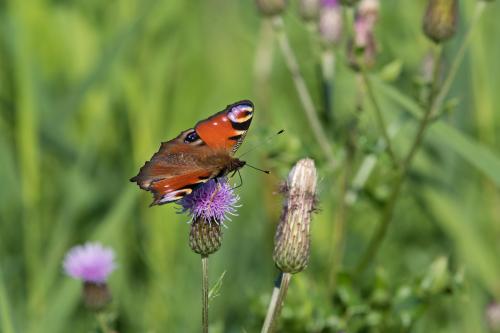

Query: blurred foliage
left=0, top=0, right=500, bottom=332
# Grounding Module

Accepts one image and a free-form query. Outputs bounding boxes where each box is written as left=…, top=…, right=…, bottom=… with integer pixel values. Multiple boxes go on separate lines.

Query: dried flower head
left=178, top=178, right=240, bottom=224
left=487, top=302, right=500, bottom=331
left=63, top=242, right=116, bottom=283
left=423, top=0, right=458, bottom=43
left=273, top=158, right=317, bottom=274
left=255, top=0, right=287, bottom=17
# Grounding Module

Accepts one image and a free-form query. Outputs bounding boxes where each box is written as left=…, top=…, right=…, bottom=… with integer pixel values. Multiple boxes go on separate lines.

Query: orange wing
left=195, top=100, right=254, bottom=153
left=130, top=100, right=254, bottom=206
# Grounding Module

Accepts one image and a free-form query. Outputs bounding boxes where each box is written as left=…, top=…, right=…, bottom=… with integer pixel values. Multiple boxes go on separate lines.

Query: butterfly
left=130, top=100, right=254, bottom=206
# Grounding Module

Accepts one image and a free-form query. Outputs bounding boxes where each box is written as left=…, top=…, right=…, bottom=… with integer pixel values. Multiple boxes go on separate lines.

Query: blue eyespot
left=184, top=131, right=199, bottom=143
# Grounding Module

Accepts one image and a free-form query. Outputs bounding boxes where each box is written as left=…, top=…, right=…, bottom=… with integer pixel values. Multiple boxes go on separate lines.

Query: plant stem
left=321, top=48, right=335, bottom=126
left=202, top=255, right=209, bottom=333
left=359, top=66, right=398, bottom=167
left=96, top=312, right=112, bottom=333
left=354, top=2, right=486, bottom=275
left=261, top=272, right=292, bottom=333
left=271, top=16, right=336, bottom=167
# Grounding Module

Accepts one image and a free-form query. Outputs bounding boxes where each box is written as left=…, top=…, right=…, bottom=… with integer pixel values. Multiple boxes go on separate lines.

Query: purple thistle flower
left=63, top=242, right=116, bottom=283
left=178, top=178, right=240, bottom=224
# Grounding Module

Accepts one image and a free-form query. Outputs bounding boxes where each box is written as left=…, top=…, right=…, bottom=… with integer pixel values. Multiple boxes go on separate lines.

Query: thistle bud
left=423, top=0, right=458, bottom=43
left=189, top=218, right=223, bottom=256
left=319, top=0, right=343, bottom=45
left=299, top=0, right=321, bottom=22
left=83, top=282, right=112, bottom=311
left=255, top=0, right=287, bottom=17
left=273, top=158, right=317, bottom=274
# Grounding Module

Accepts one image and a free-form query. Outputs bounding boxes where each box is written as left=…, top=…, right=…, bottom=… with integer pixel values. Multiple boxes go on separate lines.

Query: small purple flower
left=63, top=242, right=116, bottom=283
left=178, top=178, right=240, bottom=224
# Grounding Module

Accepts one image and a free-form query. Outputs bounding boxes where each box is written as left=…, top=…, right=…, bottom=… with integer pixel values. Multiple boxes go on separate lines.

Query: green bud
left=255, top=0, right=287, bottom=17
left=299, top=0, right=320, bottom=22
left=83, top=282, right=111, bottom=311
left=423, top=0, right=458, bottom=43
left=273, top=158, right=317, bottom=274
left=189, top=218, right=223, bottom=257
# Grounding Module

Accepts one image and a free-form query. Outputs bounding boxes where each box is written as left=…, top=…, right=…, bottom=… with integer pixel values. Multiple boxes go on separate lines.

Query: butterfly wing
left=131, top=100, right=254, bottom=206
left=195, top=100, right=254, bottom=154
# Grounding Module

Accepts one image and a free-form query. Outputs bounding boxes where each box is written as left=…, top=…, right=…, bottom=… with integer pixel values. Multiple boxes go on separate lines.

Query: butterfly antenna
left=239, top=129, right=285, bottom=158
left=245, top=163, right=270, bottom=174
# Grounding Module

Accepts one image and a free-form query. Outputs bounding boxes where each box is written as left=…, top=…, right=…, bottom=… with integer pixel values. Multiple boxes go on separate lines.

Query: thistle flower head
left=319, top=0, right=343, bottom=45
left=273, top=158, right=318, bottom=274
left=63, top=242, right=116, bottom=283
left=423, top=0, right=458, bottom=43
left=178, top=178, right=240, bottom=224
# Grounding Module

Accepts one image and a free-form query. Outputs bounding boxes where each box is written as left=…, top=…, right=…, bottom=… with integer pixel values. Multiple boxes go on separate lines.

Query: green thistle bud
left=83, top=282, right=111, bottom=311
left=273, top=158, right=318, bottom=274
left=189, top=218, right=223, bottom=257
left=255, top=0, right=287, bottom=17
left=299, top=0, right=320, bottom=22
left=423, top=0, right=458, bottom=43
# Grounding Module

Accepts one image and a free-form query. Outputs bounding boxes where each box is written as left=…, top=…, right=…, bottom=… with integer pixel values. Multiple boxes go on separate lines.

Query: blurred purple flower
left=63, top=243, right=116, bottom=283
left=320, top=0, right=343, bottom=44
left=322, top=0, right=339, bottom=7
left=178, top=178, right=240, bottom=224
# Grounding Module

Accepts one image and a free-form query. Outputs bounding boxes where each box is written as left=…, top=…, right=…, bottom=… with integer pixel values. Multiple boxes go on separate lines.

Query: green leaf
left=373, top=77, right=500, bottom=186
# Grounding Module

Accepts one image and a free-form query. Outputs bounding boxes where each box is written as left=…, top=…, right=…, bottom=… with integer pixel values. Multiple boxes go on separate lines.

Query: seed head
left=273, top=158, right=317, bottom=274
left=423, top=0, right=459, bottom=43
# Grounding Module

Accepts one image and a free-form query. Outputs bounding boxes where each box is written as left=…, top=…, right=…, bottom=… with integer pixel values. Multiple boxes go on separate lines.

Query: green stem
left=96, top=312, right=112, bottom=333
left=261, top=272, right=292, bottom=333
left=202, top=255, right=209, bottom=333
left=359, top=67, right=398, bottom=167
left=354, top=2, right=486, bottom=275
left=271, top=16, right=336, bottom=167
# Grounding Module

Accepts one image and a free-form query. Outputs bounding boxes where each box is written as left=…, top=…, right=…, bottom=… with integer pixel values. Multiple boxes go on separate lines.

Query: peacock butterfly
left=130, top=100, right=254, bottom=206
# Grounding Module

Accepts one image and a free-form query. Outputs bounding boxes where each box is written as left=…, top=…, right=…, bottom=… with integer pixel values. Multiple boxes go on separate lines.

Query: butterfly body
left=131, top=100, right=253, bottom=206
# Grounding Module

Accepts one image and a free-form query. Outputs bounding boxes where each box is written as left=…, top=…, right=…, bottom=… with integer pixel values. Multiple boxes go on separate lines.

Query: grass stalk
left=359, top=66, right=398, bottom=167
left=271, top=16, right=336, bottom=167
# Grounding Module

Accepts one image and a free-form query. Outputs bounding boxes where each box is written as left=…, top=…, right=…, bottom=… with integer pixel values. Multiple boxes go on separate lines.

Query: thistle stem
left=261, top=272, right=292, bottom=333
left=354, top=2, right=486, bottom=275
left=271, top=16, right=336, bottom=167
left=202, top=255, right=209, bottom=333
left=96, top=312, right=112, bottom=333
left=359, top=66, right=398, bottom=167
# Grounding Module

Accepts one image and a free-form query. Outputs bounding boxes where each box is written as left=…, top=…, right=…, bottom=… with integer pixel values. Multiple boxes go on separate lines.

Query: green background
left=1, top=0, right=499, bottom=332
